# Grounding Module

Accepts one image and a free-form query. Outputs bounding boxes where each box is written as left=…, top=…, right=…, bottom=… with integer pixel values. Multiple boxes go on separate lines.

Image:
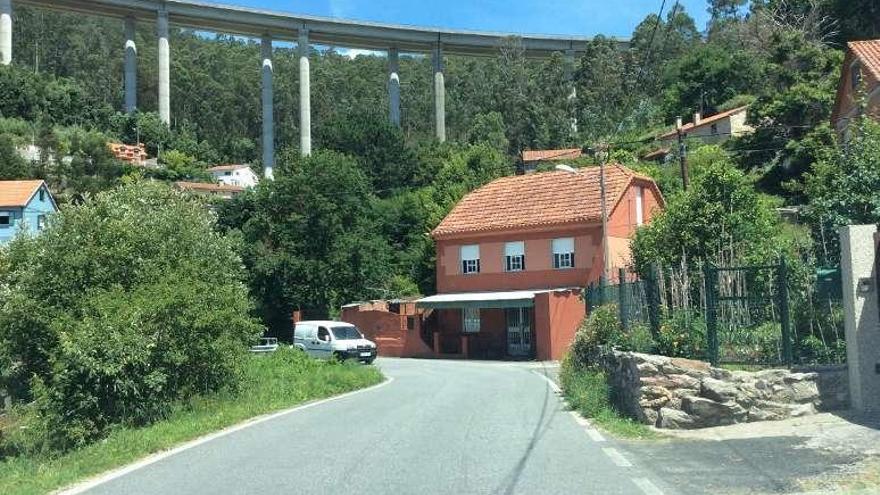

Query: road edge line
left=531, top=369, right=562, bottom=394
left=55, top=376, right=395, bottom=495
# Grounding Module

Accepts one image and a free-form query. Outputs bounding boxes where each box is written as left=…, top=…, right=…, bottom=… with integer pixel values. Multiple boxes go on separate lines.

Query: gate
left=704, top=259, right=791, bottom=366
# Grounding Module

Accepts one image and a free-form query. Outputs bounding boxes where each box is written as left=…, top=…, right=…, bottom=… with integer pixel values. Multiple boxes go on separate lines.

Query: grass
left=0, top=349, right=384, bottom=495
left=559, top=359, right=660, bottom=440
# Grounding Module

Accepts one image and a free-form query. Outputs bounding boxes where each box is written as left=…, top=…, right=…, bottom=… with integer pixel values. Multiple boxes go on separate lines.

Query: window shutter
left=504, top=241, right=524, bottom=257
left=460, top=244, right=480, bottom=260
left=552, top=238, right=574, bottom=254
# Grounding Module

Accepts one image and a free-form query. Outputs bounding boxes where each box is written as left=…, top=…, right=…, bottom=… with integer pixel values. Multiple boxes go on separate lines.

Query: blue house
left=0, top=180, right=58, bottom=245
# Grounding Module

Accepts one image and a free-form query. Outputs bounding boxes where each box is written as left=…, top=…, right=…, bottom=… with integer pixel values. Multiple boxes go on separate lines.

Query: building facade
left=207, top=164, right=260, bottom=188
left=658, top=106, right=752, bottom=145
left=831, top=40, right=880, bottom=140
left=0, top=180, right=58, bottom=244
left=414, top=165, right=664, bottom=361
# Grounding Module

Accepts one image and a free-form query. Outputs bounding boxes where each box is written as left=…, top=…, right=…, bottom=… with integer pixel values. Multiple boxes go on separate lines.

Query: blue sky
left=225, top=0, right=713, bottom=38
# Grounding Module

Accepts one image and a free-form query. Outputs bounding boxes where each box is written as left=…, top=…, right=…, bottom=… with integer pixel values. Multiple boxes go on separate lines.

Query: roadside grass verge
left=559, top=359, right=659, bottom=440
left=0, top=349, right=383, bottom=495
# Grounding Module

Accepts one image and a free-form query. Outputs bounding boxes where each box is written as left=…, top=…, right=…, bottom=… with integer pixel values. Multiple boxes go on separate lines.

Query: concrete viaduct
left=0, top=0, right=600, bottom=178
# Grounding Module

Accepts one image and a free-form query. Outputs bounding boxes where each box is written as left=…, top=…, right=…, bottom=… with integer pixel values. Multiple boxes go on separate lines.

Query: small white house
left=207, top=164, right=260, bottom=189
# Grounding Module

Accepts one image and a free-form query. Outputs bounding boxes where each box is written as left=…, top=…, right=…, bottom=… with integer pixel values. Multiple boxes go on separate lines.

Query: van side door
left=309, top=326, right=333, bottom=359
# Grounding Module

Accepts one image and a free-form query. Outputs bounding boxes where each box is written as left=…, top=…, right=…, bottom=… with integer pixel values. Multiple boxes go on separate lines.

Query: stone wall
left=599, top=349, right=850, bottom=429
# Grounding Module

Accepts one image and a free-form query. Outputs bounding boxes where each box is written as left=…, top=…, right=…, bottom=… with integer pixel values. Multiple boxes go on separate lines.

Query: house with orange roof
left=0, top=180, right=58, bottom=244
left=410, top=164, right=663, bottom=360
left=174, top=181, right=244, bottom=200
left=831, top=40, right=880, bottom=139
left=657, top=106, right=752, bottom=145
left=520, top=148, right=583, bottom=173
left=108, top=142, right=149, bottom=165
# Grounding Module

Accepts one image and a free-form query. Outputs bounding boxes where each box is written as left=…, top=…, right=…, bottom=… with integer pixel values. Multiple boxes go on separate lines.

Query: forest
left=0, top=0, right=878, bottom=330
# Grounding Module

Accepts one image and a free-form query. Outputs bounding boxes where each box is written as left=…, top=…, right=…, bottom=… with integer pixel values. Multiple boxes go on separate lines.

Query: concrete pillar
left=157, top=9, right=170, bottom=125
left=261, top=36, right=274, bottom=179
left=388, top=47, right=400, bottom=127
left=565, top=49, right=578, bottom=135
left=298, top=28, right=311, bottom=156
left=124, top=17, right=138, bottom=114
left=0, top=0, right=11, bottom=66
left=840, top=224, right=880, bottom=413
left=432, top=43, right=446, bottom=142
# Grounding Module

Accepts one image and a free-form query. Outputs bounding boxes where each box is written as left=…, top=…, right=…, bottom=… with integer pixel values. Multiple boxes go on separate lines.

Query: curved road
left=82, top=359, right=670, bottom=495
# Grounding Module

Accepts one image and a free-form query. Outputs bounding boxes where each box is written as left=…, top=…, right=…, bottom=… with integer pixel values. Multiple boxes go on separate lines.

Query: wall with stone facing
left=599, top=349, right=849, bottom=429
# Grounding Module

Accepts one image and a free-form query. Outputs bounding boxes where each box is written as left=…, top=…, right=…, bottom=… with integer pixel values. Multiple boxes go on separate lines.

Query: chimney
left=694, top=112, right=702, bottom=126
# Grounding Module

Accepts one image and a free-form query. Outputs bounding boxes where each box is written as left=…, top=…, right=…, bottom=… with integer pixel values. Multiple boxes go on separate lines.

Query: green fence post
left=599, top=275, right=607, bottom=307
left=646, top=263, right=662, bottom=339
left=778, top=257, right=793, bottom=367
left=704, top=264, right=719, bottom=366
left=618, top=267, right=627, bottom=328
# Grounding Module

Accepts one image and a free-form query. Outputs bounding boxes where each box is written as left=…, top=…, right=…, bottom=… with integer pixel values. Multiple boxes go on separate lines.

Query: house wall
left=340, top=306, right=434, bottom=358
left=435, top=181, right=663, bottom=293
left=534, top=289, right=585, bottom=361
left=0, top=206, right=23, bottom=244
left=834, top=53, right=880, bottom=136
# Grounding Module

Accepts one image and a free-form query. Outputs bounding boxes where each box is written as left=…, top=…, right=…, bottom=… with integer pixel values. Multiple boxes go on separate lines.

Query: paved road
left=83, top=358, right=669, bottom=495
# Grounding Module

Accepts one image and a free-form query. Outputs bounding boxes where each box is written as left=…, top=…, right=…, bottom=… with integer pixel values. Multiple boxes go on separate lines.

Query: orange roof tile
left=0, top=180, right=45, bottom=207
left=849, top=40, right=880, bottom=81
left=658, top=106, right=749, bottom=139
left=522, top=148, right=582, bottom=162
left=432, top=165, right=659, bottom=238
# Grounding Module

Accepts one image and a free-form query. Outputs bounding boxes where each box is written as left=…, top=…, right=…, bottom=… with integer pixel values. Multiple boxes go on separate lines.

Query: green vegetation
left=0, top=181, right=263, bottom=453
left=0, top=350, right=383, bottom=495
left=560, top=348, right=658, bottom=440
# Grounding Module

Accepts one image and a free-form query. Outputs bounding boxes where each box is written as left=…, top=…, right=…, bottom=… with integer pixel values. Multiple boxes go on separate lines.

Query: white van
left=293, top=320, right=378, bottom=364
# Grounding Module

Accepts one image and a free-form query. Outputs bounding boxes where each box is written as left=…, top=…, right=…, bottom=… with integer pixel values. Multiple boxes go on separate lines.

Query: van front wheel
left=333, top=351, right=347, bottom=362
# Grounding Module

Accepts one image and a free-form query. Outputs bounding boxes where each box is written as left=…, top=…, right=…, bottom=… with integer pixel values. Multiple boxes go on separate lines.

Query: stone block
left=658, top=407, right=697, bottom=429
left=701, top=377, right=738, bottom=402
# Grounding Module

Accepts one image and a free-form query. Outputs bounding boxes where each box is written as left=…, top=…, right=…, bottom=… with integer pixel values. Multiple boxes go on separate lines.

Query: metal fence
left=584, top=261, right=845, bottom=367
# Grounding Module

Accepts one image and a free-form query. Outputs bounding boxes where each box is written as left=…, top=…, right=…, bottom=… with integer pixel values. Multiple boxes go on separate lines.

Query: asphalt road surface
left=81, top=358, right=671, bottom=495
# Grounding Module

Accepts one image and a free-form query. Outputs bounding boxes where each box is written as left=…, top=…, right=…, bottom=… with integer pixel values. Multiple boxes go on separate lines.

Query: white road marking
left=602, top=447, right=633, bottom=467
left=569, top=410, right=589, bottom=426
left=530, top=369, right=561, bottom=393
left=586, top=427, right=606, bottom=443
left=632, top=477, right=665, bottom=495
left=55, top=377, right=395, bottom=495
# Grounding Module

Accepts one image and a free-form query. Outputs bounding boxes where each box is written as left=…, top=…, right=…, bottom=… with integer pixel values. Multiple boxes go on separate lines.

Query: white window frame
left=460, top=244, right=480, bottom=274
left=635, top=186, right=644, bottom=226
left=552, top=237, right=575, bottom=269
left=504, top=241, right=525, bottom=272
left=37, top=214, right=47, bottom=231
left=463, top=307, right=480, bottom=333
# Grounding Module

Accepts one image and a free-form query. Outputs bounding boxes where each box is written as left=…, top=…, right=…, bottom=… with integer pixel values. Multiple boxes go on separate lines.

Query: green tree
left=217, top=150, right=393, bottom=333
left=803, top=118, right=880, bottom=264
left=0, top=180, right=261, bottom=449
left=632, top=158, right=783, bottom=273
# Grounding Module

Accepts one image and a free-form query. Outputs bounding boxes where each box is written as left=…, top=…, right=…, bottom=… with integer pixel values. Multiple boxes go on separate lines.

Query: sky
left=221, top=0, right=713, bottom=39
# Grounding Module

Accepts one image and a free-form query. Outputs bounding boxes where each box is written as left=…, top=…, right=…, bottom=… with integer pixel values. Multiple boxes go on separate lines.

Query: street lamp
left=555, top=159, right=610, bottom=282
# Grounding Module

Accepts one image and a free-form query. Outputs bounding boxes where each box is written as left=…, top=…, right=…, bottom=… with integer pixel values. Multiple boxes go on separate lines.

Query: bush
left=0, top=180, right=263, bottom=453
left=655, top=310, right=706, bottom=359
left=568, top=305, right=658, bottom=370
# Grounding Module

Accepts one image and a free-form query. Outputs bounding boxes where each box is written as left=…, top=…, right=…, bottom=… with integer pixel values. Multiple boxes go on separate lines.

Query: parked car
left=249, top=337, right=279, bottom=354
left=293, top=320, right=377, bottom=364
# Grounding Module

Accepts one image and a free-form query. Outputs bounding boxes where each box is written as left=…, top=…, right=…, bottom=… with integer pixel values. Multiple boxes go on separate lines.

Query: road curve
left=82, top=358, right=669, bottom=495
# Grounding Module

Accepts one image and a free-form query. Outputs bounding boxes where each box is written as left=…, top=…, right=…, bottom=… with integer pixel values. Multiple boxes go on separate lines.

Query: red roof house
left=414, top=165, right=664, bottom=360
left=831, top=40, right=880, bottom=138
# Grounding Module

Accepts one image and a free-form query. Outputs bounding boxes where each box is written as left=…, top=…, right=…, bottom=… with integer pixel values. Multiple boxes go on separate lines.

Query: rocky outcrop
left=598, top=349, right=848, bottom=429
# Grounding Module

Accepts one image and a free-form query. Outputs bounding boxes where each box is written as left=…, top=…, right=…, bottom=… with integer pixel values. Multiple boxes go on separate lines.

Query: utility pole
left=675, top=116, right=690, bottom=190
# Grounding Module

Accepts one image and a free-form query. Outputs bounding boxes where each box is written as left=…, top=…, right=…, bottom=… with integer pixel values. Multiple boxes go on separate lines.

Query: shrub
left=0, top=180, right=263, bottom=452
left=655, top=310, right=706, bottom=359
left=568, top=305, right=658, bottom=370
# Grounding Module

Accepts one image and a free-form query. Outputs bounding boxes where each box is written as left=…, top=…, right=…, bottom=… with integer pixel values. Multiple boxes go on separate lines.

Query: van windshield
left=331, top=326, right=363, bottom=340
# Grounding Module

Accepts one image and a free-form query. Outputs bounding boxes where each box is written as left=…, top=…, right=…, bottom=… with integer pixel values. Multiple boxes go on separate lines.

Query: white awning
left=416, top=290, right=540, bottom=310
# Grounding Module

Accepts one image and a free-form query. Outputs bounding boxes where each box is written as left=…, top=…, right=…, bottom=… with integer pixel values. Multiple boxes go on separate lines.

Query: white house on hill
left=207, top=164, right=260, bottom=189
